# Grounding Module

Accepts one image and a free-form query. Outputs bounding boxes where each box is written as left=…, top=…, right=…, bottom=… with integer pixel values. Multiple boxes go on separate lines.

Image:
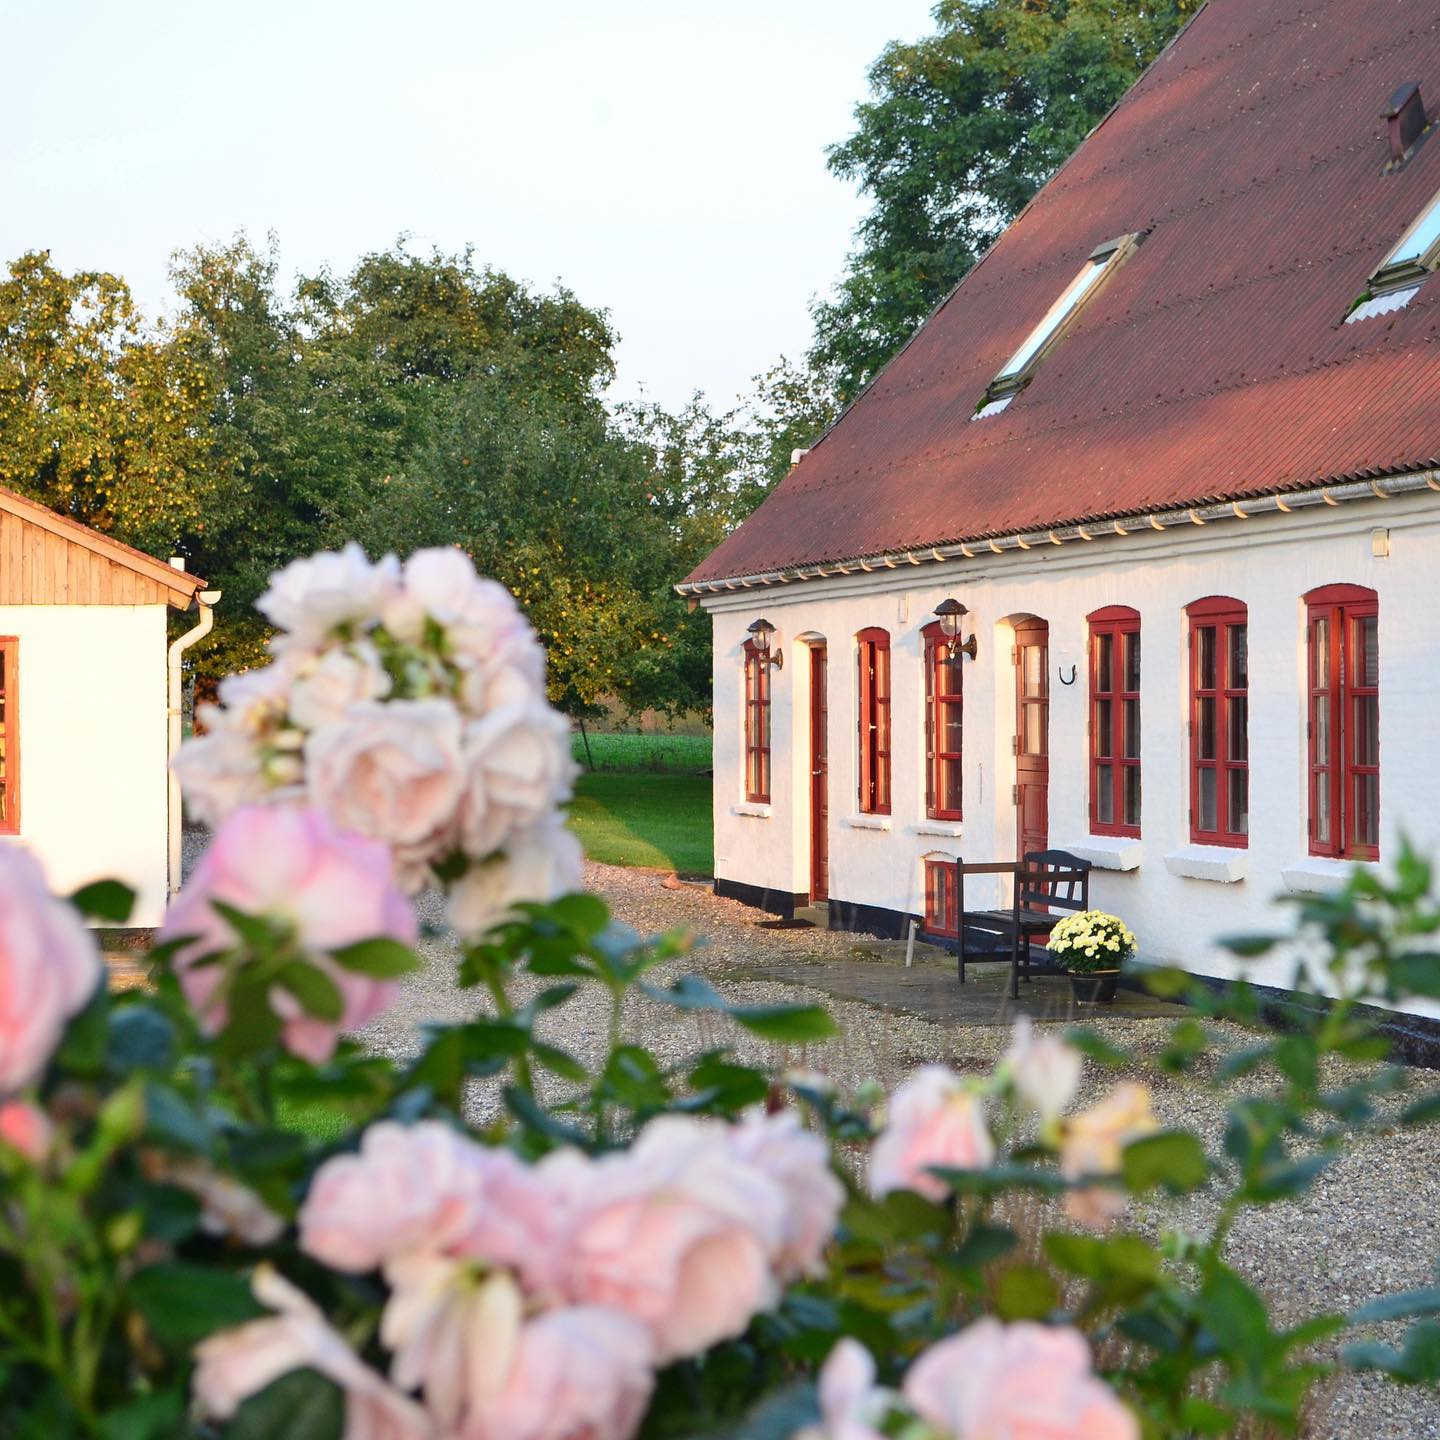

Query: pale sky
left=0, top=0, right=936, bottom=411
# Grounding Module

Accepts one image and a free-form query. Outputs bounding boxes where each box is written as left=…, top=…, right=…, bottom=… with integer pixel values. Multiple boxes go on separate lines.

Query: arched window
left=742, top=638, right=770, bottom=803
left=1088, top=605, right=1140, bottom=836
left=923, top=622, right=962, bottom=820
left=1305, top=584, right=1378, bottom=859
left=856, top=628, right=891, bottom=814
left=1187, top=597, right=1248, bottom=846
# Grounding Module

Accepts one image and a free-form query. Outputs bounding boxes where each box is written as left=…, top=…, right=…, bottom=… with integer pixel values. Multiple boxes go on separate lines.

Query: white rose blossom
left=447, top=819, right=584, bottom=939
left=258, top=543, right=399, bottom=651
left=176, top=544, right=581, bottom=919
left=288, top=643, right=393, bottom=731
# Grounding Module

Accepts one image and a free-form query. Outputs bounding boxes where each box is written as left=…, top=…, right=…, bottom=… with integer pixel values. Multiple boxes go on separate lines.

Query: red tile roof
left=686, top=0, right=1440, bottom=587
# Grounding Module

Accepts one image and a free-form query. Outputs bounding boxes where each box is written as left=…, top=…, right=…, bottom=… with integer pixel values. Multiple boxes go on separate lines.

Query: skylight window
left=975, top=233, right=1141, bottom=415
left=1350, top=186, right=1440, bottom=321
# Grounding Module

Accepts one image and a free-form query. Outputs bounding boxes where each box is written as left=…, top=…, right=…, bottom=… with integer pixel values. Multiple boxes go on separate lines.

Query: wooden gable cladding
left=0, top=488, right=203, bottom=608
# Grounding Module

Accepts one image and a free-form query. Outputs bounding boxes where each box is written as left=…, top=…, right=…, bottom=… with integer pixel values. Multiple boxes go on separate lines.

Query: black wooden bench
left=938, top=850, right=1092, bottom=998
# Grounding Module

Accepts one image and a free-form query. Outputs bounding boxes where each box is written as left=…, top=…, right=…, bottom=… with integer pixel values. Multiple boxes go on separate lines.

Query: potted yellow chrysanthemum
left=1045, top=910, right=1136, bottom=1004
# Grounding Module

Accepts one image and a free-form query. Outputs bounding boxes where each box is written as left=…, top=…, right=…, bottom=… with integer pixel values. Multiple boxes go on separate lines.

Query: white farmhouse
left=681, top=0, right=1440, bottom=1014
left=0, top=486, right=210, bottom=926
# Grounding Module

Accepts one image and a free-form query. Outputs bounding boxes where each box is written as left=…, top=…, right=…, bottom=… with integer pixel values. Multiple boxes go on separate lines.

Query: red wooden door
left=809, top=644, right=829, bottom=901
left=1014, top=620, right=1049, bottom=860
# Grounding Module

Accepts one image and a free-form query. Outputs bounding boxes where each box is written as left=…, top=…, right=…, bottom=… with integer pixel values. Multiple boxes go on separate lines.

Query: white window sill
left=1281, top=856, right=1378, bottom=894
left=1063, top=838, right=1143, bottom=872
left=912, top=821, right=964, bottom=839
left=731, top=802, right=772, bottom=819
left=846, top=813, right=893, bottom=832
left=1164, top=844, right=1248, bottom=884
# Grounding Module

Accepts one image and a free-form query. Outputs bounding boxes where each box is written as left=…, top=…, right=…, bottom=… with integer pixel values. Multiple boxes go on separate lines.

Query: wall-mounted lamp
left=934, top=598, right=978, bottom=661
left=746, top=617, right=784, bottom=669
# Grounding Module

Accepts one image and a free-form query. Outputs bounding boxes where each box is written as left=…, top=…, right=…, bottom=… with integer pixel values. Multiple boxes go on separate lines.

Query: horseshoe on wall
left=1058, top=663, right=1078, bottom=686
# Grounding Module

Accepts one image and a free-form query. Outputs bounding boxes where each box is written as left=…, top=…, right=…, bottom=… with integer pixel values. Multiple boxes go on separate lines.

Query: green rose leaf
left=273, top=961, right=344, bottom=1021
left=71, top=878, right=137, bottom=924
left=1122, top=1131, right=1209, bottom=1193
left=226, top=1368, right=344, bottom=1440
left=329, top=938, right=419, bottom=979
left=108, top=1006, right=175, bottom=1072
left=995, top=1264, right=1058, bottom=1320
left=128, top=1263, right=266, bottom=1347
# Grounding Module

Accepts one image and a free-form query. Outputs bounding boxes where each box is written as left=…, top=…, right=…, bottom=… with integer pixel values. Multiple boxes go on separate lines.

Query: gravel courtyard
left=357, top=861, right=1440, bottom=1439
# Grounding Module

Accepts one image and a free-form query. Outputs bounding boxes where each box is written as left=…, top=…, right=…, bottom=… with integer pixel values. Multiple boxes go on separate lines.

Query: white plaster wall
left=706, top=495, right=1440, bottom=1015
left=0, top=607, right=169, bottom=927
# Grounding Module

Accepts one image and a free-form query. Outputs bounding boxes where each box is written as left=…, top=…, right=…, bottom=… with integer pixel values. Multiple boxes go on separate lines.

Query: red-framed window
left=1088, top=606, right=1140, bottom=836
left=0, top=639, right=16, bottom=835
left=1187, top=597, right=1248, bottom=847
left=1306, top=584, right=1378, bottom=860
left=856, top=627, right=891, bottom=814
left=923, top=622, right=962, bottom=820
left=742, top=639, right=770, bottom=803
left=924, top=859, right=958, bottom=938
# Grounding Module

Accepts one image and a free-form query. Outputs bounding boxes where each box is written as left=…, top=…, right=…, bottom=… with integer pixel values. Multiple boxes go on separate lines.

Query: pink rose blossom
left=306, top=700, right=465, bottom=885
left=1059, top=1082, right=1158, bottom=1229
left=1003, top=1016, right=1082, bottom=1126
left=446, top=820, right=584, bottom=939
left=458, top=1305, right=654, bottom=1440
left=259, top=543, right=399, bottom=651
left=800, top=1339, right=891, bottom=1440
left=159, top=807, right=416, bottom=1063
left=902, top=1319, right=1138, bottom=1440
left=0, top=1099, right=54, bottom=1163
left=727, top=1108, right=844, bottom=1279
left=0, top=847, right=101, bottom=1095
left=382, top=1259, right=524, bottom=1432
left=301, top=1121, right=558, bottom=1278
left=562, top=1115, right=785, bottom=1362
left=194, top=1265, right=432, bottom=1440
left=457, top=702, right=576, bottom=859
left=869, top=1066, right=995, bottom=1202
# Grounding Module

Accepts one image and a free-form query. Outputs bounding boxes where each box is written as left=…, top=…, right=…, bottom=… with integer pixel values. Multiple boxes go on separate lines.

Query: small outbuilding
left=0, top=486, right=210, bottom=926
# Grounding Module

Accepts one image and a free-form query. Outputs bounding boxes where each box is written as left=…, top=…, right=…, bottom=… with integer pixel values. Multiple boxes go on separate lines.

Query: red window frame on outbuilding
left=856, top=627, right=891, bottom=815
left=0, top=638, right=17, bottom=836
left=1088, top=606, right=1141, bottom=837
left=1187, top=597, right=1248, bottom=847
left=742, top=638, right=770, bottom=804
left=923, top=621, right=963, bottom=821
left=924, top=858, right=958, bottom=938
left=1305, top=584, right=1379, bottom=860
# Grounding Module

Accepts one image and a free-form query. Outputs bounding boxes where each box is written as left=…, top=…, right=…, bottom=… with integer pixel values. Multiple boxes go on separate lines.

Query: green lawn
left=568, top=771, right=713, bottom=874
left=570, top=731, right=711, bottom=773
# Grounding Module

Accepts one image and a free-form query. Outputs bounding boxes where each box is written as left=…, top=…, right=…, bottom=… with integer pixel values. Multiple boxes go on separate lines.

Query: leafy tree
left=0, top=251, right=219, bottom=554
left=167, top=236, right=621, bottom=678
left=812, top=0, right=1191, bottom=400
left=359, top=348, right=693, bottom=721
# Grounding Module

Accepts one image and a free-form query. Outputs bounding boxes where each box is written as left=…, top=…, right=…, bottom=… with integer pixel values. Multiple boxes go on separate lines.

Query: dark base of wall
left=823, top=898, right=910, bottom=941
left=1125, top=971, right=1440, bottom=1071
left=713, top=878, right=807, bottom=919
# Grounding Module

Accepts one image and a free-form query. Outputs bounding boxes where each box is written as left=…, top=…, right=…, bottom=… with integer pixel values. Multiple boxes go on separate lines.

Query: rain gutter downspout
left=167, top=584, right=220, bottom=895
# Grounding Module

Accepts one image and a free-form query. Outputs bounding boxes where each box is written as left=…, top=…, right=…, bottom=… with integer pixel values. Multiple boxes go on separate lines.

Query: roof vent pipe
left=1386, top=83, right=1426, bottom=162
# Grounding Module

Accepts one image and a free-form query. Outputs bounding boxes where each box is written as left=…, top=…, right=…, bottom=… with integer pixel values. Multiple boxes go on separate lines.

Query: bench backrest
left=1018, top=849, right=1092, bottom=911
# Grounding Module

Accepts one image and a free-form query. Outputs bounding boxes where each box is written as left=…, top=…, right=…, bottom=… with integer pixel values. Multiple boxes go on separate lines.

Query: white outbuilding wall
left=0, top=606, right=170, bottom=927
left=705, top=492, right=1440, bottom=1017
